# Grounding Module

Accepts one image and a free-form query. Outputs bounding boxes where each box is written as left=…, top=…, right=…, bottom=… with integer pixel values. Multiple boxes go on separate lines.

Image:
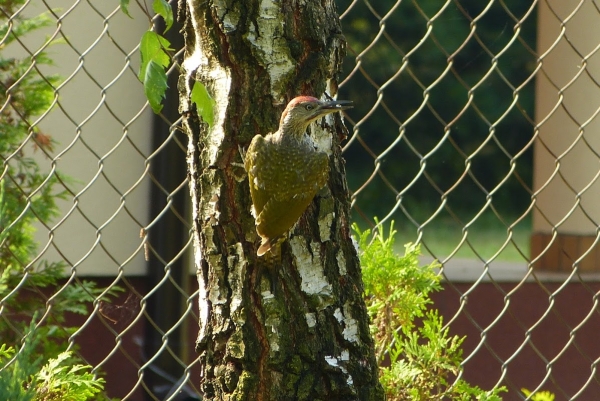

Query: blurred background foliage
left=336, top=0, right=537, bottom=232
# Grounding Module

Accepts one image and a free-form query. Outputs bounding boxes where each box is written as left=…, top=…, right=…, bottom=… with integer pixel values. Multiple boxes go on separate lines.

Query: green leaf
left=120, top=0, right=132, bottom=18
left=143, top=59, right=168, bottom=113
left=522, top=389, right=556, bottom=401
left=138, top=31, right=172, bottom=82
left=153, top=0, right=174, bottom=32
left=138, top=31, right=172, bottom=113
left=35, top=351, right=104, bottom=400
left=191, top=81, right=215, bottom=127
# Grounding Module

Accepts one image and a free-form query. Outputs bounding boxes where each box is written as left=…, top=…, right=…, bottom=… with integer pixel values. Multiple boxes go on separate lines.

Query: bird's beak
left=320, top=99, right=353, bottom=112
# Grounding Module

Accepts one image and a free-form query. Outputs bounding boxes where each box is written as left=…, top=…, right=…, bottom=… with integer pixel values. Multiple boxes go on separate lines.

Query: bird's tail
left=257, top=238, right=272, bottom=256
left=257, top=235, right=285, bottom=257
left=257, top=237, right=283, bottom=270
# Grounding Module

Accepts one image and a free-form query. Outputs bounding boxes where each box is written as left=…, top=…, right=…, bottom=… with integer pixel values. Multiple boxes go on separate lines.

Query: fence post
left=532, top=0, right=600, bottom=271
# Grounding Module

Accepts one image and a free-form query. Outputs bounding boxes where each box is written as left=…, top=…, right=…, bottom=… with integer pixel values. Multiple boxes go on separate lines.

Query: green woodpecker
left=245, top=96, right=353, bottom=256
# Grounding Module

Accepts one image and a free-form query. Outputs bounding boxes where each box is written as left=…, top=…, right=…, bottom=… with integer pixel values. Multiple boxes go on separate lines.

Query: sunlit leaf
left=143, top=60, right=168, bottom=114
left=138, top=31, right=172, bottom=82
left=153, top=0, right=174, bottom=32
left=119, top=0, right=132, bottom=18
left=191, top=81, right=215, bottom=127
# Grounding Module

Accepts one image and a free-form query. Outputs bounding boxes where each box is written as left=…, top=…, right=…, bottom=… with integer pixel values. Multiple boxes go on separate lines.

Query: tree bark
left=179, top=1, right=383, bottom=400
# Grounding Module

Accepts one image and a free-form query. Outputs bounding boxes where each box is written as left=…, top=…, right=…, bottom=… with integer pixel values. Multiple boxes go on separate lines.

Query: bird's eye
left=305, top=104, right=314, bottom=111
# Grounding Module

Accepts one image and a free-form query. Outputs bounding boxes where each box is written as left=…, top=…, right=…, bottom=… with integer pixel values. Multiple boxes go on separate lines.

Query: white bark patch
left=189, top=130, right=209, bottom=343
left=342, top=302, right=359, bottom=343
left=215, top=1, right=240, bottom=33
left=183, top=2, right=231, bottom=166
left=333, top=303, right=359, bottom=344
left=324, top=355, right=339, bottom=367
left=334, top=307, right=344, bottom=323
left=207, top=254, right=227, bottom=305
left=289, top=237, right=333, bottom=299
left=309, top=124, right=333, bottom=156
left=324, top=354, right=355, bottom=387
left=268, top=328, right=280, bottom=352
left=262, top=292, right=280, bottom=353
left=305, top=313, right=316, bottom=328
left=333, top=302, right=358, bottom=343
left=309, top=90, right=348, bottom=156
left=196, top=237, right=209, bottom=343
left=185, top=4, right=231, bottom=344
left=351, top=235, right=360, bottom=254
left=207, top=193, right=220, bottom=224
left=244, top=0, right=294, bottom=102
left=318, top=211, right=334, bottom=242
left=228, top=243, right=246, bottom=324
left=336, top=249, right=347, bottom=275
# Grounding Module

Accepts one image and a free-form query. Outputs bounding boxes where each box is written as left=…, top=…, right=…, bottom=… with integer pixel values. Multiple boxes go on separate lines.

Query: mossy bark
left=179, top=1, right=383, bottom=399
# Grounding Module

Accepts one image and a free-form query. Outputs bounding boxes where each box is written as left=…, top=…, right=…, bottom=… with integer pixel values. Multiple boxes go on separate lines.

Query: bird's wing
left=255, top=150, right=329, bottom=241
left=245, top=135, right=270, bottom=218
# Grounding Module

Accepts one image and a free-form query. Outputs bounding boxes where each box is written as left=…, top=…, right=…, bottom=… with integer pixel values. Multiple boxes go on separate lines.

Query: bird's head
left=279, top=96, right=353, bottom=137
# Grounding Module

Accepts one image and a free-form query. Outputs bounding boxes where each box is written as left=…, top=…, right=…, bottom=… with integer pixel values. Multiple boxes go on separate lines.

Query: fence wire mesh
left=1, top=0, right=599, bottom=399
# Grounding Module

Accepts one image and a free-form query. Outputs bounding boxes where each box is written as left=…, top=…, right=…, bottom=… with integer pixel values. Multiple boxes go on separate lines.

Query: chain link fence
left=1, top=0, right=599, bottom=399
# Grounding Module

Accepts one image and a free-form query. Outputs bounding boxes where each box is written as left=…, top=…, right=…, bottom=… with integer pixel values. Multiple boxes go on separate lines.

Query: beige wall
left=8, top=1, right=154, bottom=276
left=533, top=0, right=600, bottom=235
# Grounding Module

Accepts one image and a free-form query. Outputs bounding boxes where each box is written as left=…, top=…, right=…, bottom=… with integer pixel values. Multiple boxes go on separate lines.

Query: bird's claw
left=238, top=144, right=247, bottom=162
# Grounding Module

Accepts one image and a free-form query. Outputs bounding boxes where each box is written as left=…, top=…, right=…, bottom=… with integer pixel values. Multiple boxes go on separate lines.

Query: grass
left=372, top=211, right=532, bottom=263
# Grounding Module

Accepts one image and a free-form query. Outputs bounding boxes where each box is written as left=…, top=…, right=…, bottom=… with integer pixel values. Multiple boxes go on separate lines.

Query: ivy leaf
left=143, top=60, right=168, bottom=113
left=120, top=0, right=132, bottom=18
left=153, top=0, right=174, bottom=33
left=191, top=81, right=215, bottom=127
left=138, top=31, right=171, bottom=82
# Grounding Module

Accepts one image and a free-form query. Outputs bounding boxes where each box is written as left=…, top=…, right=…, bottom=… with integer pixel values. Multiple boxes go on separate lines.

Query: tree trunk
left=179, top=1, right=383, bottom=400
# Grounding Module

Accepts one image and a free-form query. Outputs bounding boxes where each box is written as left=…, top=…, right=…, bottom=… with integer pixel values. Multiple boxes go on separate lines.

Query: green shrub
left=522, top=388, right=555, bottom=401
left=0, top=320, right=104, bottom=401
left=1, top=2, right=117, bottom=399
left=355, top=220, right=506, bottom=400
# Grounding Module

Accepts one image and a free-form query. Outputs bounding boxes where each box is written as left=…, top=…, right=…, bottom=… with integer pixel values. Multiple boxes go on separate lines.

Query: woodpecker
left=245, top=96, right=353, bottom=256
